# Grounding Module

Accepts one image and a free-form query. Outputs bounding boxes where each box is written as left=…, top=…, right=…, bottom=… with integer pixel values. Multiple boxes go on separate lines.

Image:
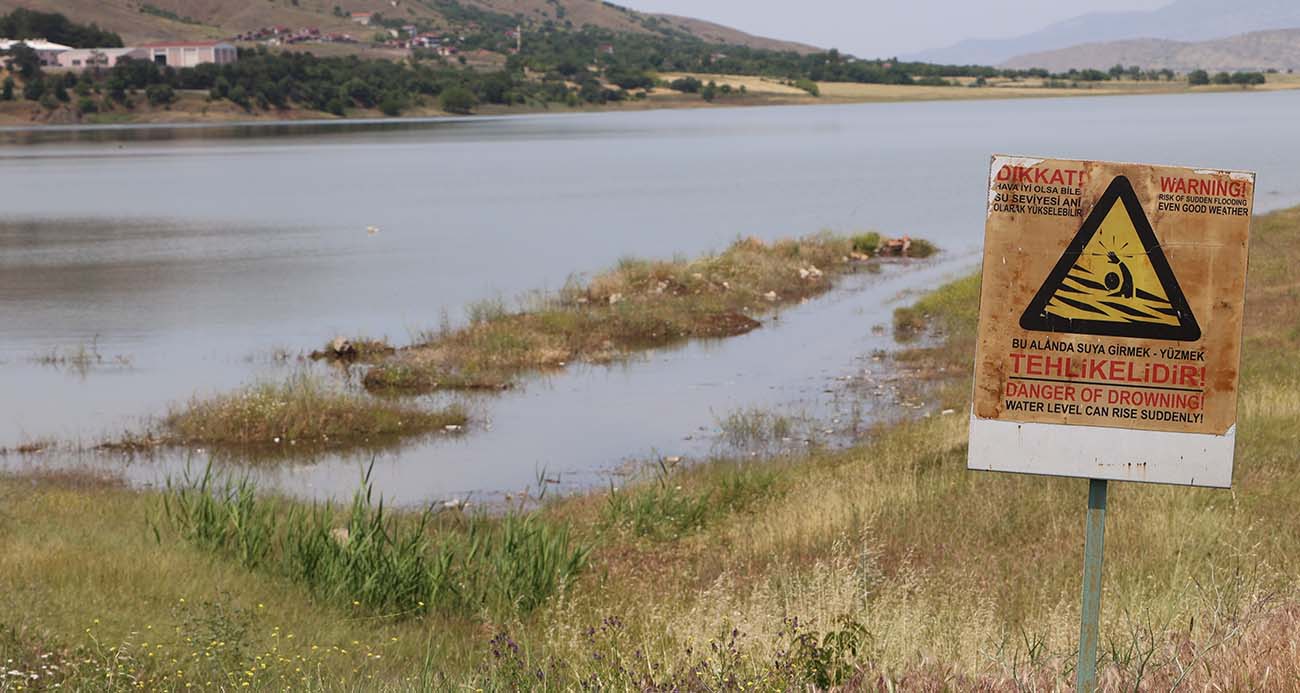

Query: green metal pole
left=1076, top=478, right=1108, bottom=692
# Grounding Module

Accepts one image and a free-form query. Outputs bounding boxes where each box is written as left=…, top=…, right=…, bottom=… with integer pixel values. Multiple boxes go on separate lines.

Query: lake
left=3, top=91, right=1298, bottom=504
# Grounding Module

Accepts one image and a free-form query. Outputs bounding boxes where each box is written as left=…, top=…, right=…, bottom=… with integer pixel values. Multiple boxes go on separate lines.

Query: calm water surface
left=3, top=91, right=1298, bottom=503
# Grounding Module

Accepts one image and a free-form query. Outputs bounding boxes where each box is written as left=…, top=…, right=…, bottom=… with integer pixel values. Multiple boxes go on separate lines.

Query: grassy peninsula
left=90, top=231, right=927, bottom=457
left=361, top=232, right=931, bottom=394
left=2, top=205, right=1298, bottom=689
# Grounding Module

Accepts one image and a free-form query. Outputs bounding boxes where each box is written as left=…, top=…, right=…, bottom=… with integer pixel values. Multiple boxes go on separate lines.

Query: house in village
left=141, top=41, right=238, bottom=68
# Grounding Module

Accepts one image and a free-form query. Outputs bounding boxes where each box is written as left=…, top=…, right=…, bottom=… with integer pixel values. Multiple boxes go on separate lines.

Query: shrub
left=850, top=232, right=881, bottom=254
left=145, top=83, right=175, bottom=106
left=908, top=237, right=937, bottom=258
left=76, top=96, right=97, bottom=113
left=378, top=93, right=405, bottom=116
left=793, top=78, right=820, bottom=96
left=668, top=76, right=701, bottom=93
left=439, top=85, right=476, bottom=114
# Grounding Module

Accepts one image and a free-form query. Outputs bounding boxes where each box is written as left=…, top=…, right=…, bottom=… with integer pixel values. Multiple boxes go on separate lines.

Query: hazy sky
left=619, top=0, right=1173, bottom=57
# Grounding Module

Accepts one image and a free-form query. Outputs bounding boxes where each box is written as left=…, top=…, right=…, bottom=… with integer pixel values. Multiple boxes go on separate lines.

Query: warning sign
left=968, top=156, right=1254, bottom=488
left=1020, top=176, right=1200, bottom=342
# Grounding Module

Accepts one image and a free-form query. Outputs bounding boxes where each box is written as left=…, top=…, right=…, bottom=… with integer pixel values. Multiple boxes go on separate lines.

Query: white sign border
left=967, top=411, right=1234, bottom=488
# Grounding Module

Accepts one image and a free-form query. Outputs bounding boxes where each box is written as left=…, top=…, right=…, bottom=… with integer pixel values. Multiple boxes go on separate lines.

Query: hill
left=909, top=0, right=1300, bottom=66
left=1004, top=28, right=1300, bottom=72
left=0, top=0, right=819, bottom=54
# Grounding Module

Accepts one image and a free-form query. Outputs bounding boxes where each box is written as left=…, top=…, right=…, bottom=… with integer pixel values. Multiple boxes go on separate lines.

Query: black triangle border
left=1019, top=175, right=1201, bottom=342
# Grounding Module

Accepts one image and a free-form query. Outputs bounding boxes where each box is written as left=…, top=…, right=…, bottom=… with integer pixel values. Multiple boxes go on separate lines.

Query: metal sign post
left=1075, top=479, right=1108, bottom=692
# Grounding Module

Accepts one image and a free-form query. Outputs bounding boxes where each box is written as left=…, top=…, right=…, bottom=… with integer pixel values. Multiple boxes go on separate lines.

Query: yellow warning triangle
left=1020, top=176, right=1200, bottom=341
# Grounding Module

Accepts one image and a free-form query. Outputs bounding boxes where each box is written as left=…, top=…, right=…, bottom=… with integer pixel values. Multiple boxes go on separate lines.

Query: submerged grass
left=161, top=371, right=467, bottom=451
left=364, top=233, right=933, bottom=394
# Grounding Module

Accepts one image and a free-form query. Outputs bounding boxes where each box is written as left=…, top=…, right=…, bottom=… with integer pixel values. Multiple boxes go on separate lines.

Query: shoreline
left=0, top=77, right=1295, bottom=132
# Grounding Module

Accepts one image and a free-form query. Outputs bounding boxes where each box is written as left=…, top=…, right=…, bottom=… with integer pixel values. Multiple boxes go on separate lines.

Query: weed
left=716, top=407, right=802, bottom=452
left=850, top=231, right=881, bottom=255
left=774, top=615, right=874, bottom=689
left=154, top=464, right=589, bottom=620
left=604, top=459, right=778, bottom=540
left=29, top=336, right=132, bottom=375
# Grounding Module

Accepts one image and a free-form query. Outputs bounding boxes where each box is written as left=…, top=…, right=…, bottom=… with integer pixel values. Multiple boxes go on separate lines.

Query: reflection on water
left=3, top=91, right=1300, bottom=503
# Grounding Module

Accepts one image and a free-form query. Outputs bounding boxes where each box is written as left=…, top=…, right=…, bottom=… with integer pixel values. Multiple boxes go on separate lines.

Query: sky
left=617, top=0, right=1173, bottom=57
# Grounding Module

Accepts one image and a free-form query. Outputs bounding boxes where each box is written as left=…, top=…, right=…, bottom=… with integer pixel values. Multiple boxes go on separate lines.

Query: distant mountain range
left=1004, top=28, right=1300, bottom=72
left=0, top=0, right=819, bottom=54
left=909, top=0, right=1300, bottom=67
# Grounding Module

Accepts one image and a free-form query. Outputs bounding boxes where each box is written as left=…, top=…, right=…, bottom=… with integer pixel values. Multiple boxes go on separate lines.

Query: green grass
left=155, top=465, right=590, bottom=621
left=603, top=459, right=780, bottom=540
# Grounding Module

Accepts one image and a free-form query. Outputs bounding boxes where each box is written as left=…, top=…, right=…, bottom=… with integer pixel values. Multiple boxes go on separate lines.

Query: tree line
left=0, top=8, right=122, bottom=48
left=0, top=7, right=1275, bottom=119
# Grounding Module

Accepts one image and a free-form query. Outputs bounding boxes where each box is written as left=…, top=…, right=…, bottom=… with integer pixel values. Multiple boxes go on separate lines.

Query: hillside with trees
left=0, top=0, right=818, bottom=52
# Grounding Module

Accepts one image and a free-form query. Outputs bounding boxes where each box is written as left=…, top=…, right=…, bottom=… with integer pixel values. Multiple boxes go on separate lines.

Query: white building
left=0, top=38, right=74, bottom=66
left=141, top=41, right=238, bottom=68
left=56, top=47, right=148, bottom=70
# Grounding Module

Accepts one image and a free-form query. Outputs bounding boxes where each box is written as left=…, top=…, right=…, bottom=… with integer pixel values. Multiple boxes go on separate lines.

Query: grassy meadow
left=1, top=206, right=1298, bottom=690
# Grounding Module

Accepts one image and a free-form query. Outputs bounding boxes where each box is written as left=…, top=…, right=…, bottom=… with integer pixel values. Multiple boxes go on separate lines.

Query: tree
left=0, top=8, right=122, bottom=48
left=105, top=75, right=127, bottom=103
left=378, top=93, right=405, bottom=116
left=210, top=76, right=231, bottom=100
left=1230, top=71, right=1265, bottom=86
left=5, top=42, right=41, bottom=80
left=1212, top=72, right=1232, bottom=85
left=668, top=76, right=701, bottom=93
left=146, top=83, right=176, bottom=106
left=229, top=84, right=251, bottom=110
left=1, top=77, right=12, bottom=101
left=439, top=85, right=476, bottom=114
left=606, top=67, right=653, bottom=90
left=344, top=78, right=375, bottom=107
left=1187, top=69, right=1209, bottom=85
left=22, top=77, right=44, bottom=101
